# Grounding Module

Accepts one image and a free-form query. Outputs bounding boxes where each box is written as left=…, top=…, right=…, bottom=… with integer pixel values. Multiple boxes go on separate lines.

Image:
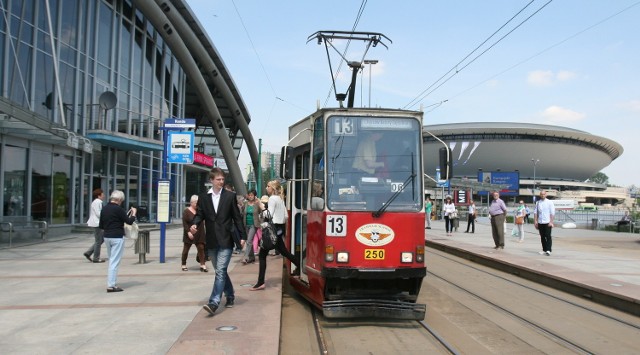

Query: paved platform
left=0, top=227, right=284, bottom=354
left=1, top=219, right=638, bottom=354
left=425, top=217, right=640, bottom=316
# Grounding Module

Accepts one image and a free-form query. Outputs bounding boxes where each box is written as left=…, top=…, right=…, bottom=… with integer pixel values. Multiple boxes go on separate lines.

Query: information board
left=156, top=180, right=170, bottom=223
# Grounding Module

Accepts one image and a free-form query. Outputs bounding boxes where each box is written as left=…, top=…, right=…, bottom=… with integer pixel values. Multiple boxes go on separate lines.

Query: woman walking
left=514, top=200, right=526, bottom=242
left=242, top=189, right=263, bottom=264
left=443, top=196, right=456, bottom=236
left=99, top=190, right=136, bottom=292
left=182, top=195, right=207, bottom=272
left=251, top=180, right=300, bottom=290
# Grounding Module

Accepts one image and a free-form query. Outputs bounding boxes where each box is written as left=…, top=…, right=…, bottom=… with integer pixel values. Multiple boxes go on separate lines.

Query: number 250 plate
left=364, top=249, right=385, bottom=260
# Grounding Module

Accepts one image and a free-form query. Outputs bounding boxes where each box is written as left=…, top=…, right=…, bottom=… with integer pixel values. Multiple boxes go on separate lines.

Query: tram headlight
left=416, top=245, right=425, bottom=263
left=401, top=252, right=413, bottom=263
left=325, top=245, right=335, bottom=262
left=336, top=252, right=349, bottom=263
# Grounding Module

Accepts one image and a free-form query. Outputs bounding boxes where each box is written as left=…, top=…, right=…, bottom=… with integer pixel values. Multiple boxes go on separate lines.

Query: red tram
left=280, top=108, right=427, bottom=320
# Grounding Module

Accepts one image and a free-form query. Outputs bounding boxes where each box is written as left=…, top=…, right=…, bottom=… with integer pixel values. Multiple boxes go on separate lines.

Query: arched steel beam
left=132, top=0, right=246, bottom=194
left=156, top=0, right=259, bottom=180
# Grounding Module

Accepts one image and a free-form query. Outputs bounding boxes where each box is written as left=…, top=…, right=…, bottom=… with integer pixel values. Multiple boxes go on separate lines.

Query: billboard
left=478, top=171, right=519, bottom=196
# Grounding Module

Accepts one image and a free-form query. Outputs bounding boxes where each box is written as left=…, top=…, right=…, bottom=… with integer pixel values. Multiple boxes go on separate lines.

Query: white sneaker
left=538, top=251, right=546, bottom=255
left=545, top=251, right=551, bottom=256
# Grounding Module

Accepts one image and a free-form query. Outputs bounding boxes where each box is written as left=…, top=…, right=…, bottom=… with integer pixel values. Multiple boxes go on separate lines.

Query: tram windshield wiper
left=372, top=173, right=416, bottom=218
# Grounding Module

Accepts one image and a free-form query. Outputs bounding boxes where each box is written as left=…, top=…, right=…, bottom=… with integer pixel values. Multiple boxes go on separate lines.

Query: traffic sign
left=167, top=131, right=194, bottom=164
left=164, top=118, right=196, bottom=129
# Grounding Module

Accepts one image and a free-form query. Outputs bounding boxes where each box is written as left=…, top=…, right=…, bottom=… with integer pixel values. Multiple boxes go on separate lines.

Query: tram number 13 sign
left=326, top=215, right=347, bottom=237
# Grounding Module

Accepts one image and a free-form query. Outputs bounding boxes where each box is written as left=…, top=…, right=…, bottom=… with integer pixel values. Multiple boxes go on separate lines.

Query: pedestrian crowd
left=426, top=190, right=558, bottom=256
left=81, top=168, right=301, bottom=318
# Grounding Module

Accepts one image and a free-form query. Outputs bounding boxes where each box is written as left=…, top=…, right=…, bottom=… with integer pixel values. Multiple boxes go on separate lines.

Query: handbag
left=124, top=210, right=139, bottom=240
left=259, top=211, right=278, bottom=251
left=124, top=222, right=139, bottom=240
left=515, top=216, right=524, bottom=225
left=259, top=223, right=277, bottom=251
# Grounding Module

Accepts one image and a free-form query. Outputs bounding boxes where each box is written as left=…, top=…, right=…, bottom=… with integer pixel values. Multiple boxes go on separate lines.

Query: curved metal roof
left=423, top=122, right=623, bottom=160
left=169, top=0, right=251, bottom=139
left=422, top=122, right=624, bottom=182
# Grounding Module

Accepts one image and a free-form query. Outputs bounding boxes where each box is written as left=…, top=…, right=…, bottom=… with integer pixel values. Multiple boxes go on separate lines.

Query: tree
left=589, top=172, right=609, bottom=185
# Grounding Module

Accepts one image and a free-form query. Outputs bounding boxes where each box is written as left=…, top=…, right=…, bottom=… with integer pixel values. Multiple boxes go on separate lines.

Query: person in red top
left=181, top=195, right=207, bottom=272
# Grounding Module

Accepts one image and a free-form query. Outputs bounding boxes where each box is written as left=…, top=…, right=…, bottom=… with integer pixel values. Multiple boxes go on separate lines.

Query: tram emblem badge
left=355, top=224, right=395, bottom=246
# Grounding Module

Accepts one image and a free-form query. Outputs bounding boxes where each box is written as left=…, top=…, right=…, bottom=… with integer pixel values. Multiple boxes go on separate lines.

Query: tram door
left=288, top=145, right=310, bottom=281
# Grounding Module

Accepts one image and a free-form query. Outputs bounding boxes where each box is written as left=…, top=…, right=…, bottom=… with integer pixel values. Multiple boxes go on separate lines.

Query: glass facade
left=0, top=0, right=234, bottom=234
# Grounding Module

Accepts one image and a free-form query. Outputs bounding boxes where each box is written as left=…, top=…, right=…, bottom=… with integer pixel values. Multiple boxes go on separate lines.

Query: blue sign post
left=158, top=118, right=195, bottom=263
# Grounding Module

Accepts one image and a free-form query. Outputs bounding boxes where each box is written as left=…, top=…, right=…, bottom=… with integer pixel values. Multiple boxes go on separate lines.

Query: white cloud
left=619, top=99, right=640, bottom=112
left=527, top=70, right=554, bottom=86
left=556, top=70, right=576, bottom=82
left=527, top=70, right=577, bottom=87
left=541, top=105, right=585, bottom=123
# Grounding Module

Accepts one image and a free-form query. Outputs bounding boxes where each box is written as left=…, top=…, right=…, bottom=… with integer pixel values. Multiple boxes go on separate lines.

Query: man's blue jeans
left=207, top=247, right=234, bottom=306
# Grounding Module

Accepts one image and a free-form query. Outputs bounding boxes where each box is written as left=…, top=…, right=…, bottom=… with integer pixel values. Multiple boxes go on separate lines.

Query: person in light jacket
left=84, top=188, right=105, bottom=263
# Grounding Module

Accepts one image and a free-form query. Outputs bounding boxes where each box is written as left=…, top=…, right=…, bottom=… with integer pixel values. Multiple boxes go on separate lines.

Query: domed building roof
left=422, top=122, right=623, bottom=181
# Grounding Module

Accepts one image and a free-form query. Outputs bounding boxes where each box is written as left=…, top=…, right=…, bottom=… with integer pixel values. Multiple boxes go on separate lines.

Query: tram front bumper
left=323, top=299, right=426, bottom=320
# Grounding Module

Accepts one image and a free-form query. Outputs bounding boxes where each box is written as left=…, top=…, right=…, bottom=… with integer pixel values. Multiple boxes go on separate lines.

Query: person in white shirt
left=534, top=190, right=555, bottom=256
left=465, top=201, right=476, bottom=233
left=443, top=196, right=456, bottom=236
left=83, top=188, right=105, bottom=263
left=251, top=179, right=300, bottom=290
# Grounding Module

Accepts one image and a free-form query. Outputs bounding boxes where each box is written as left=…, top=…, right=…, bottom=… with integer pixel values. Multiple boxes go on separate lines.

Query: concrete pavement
left=0, top=226, right=283, bottom=354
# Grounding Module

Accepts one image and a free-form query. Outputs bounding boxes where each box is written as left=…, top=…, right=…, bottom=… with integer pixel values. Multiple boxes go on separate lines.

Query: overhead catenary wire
left=230, top=0, right=277, bottom=97
left=404, top=0, right=552, bottom=110
left=448, top=0, right=640, bottom=101
left=321, top=0, right=369, bottom=107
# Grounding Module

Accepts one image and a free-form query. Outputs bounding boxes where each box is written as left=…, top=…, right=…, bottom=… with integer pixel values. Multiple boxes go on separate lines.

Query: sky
left=184, top=0, right=640, bottom=188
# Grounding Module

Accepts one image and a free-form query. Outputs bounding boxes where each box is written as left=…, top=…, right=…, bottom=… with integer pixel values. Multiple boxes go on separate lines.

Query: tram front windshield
left=325, top=116, right=422, bottom=212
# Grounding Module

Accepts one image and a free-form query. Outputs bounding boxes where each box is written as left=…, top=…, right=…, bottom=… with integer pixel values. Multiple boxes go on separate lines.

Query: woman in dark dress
left=182, top=194, right=207, bottom=272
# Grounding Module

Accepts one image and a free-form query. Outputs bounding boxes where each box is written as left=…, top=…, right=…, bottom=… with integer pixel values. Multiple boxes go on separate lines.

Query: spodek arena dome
left=422, top=122, right=623, bottom=182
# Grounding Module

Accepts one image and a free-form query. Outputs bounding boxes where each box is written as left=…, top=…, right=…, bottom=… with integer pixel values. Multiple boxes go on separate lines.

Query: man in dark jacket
left=191, top=168, right=246, bottom=315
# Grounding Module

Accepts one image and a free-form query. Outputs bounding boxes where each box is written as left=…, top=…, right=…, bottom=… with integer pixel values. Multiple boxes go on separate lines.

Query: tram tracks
left=281, top=250, right=639, bottom=354
left=424, top=249, right=640, bottom=354
left=309, top=307, right=460, bottom=354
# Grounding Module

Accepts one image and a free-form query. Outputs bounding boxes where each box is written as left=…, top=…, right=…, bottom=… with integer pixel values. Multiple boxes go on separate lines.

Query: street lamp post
left=531, top=158, right=540, bottom=202
left=363, top=59, right=378, bottom=107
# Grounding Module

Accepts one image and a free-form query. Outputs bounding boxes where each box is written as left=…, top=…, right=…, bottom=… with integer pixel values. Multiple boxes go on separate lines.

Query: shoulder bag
left=124, top=211, right=139, bottom=240
left=259, top=210, right=278, bottom=251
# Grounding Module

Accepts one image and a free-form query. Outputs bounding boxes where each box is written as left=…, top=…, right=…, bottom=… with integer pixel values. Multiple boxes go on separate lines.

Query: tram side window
left=311, top=117, right=325, bottom=210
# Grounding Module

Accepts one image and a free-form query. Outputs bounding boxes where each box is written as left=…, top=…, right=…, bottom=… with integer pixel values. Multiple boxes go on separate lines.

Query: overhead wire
left=230, top=0, right=277, bottom=97
left=449, top=0, right=640, bottom=101
left=404, top=0, right=552, bottom=109
left=321, top=0, right=368, bottom=107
